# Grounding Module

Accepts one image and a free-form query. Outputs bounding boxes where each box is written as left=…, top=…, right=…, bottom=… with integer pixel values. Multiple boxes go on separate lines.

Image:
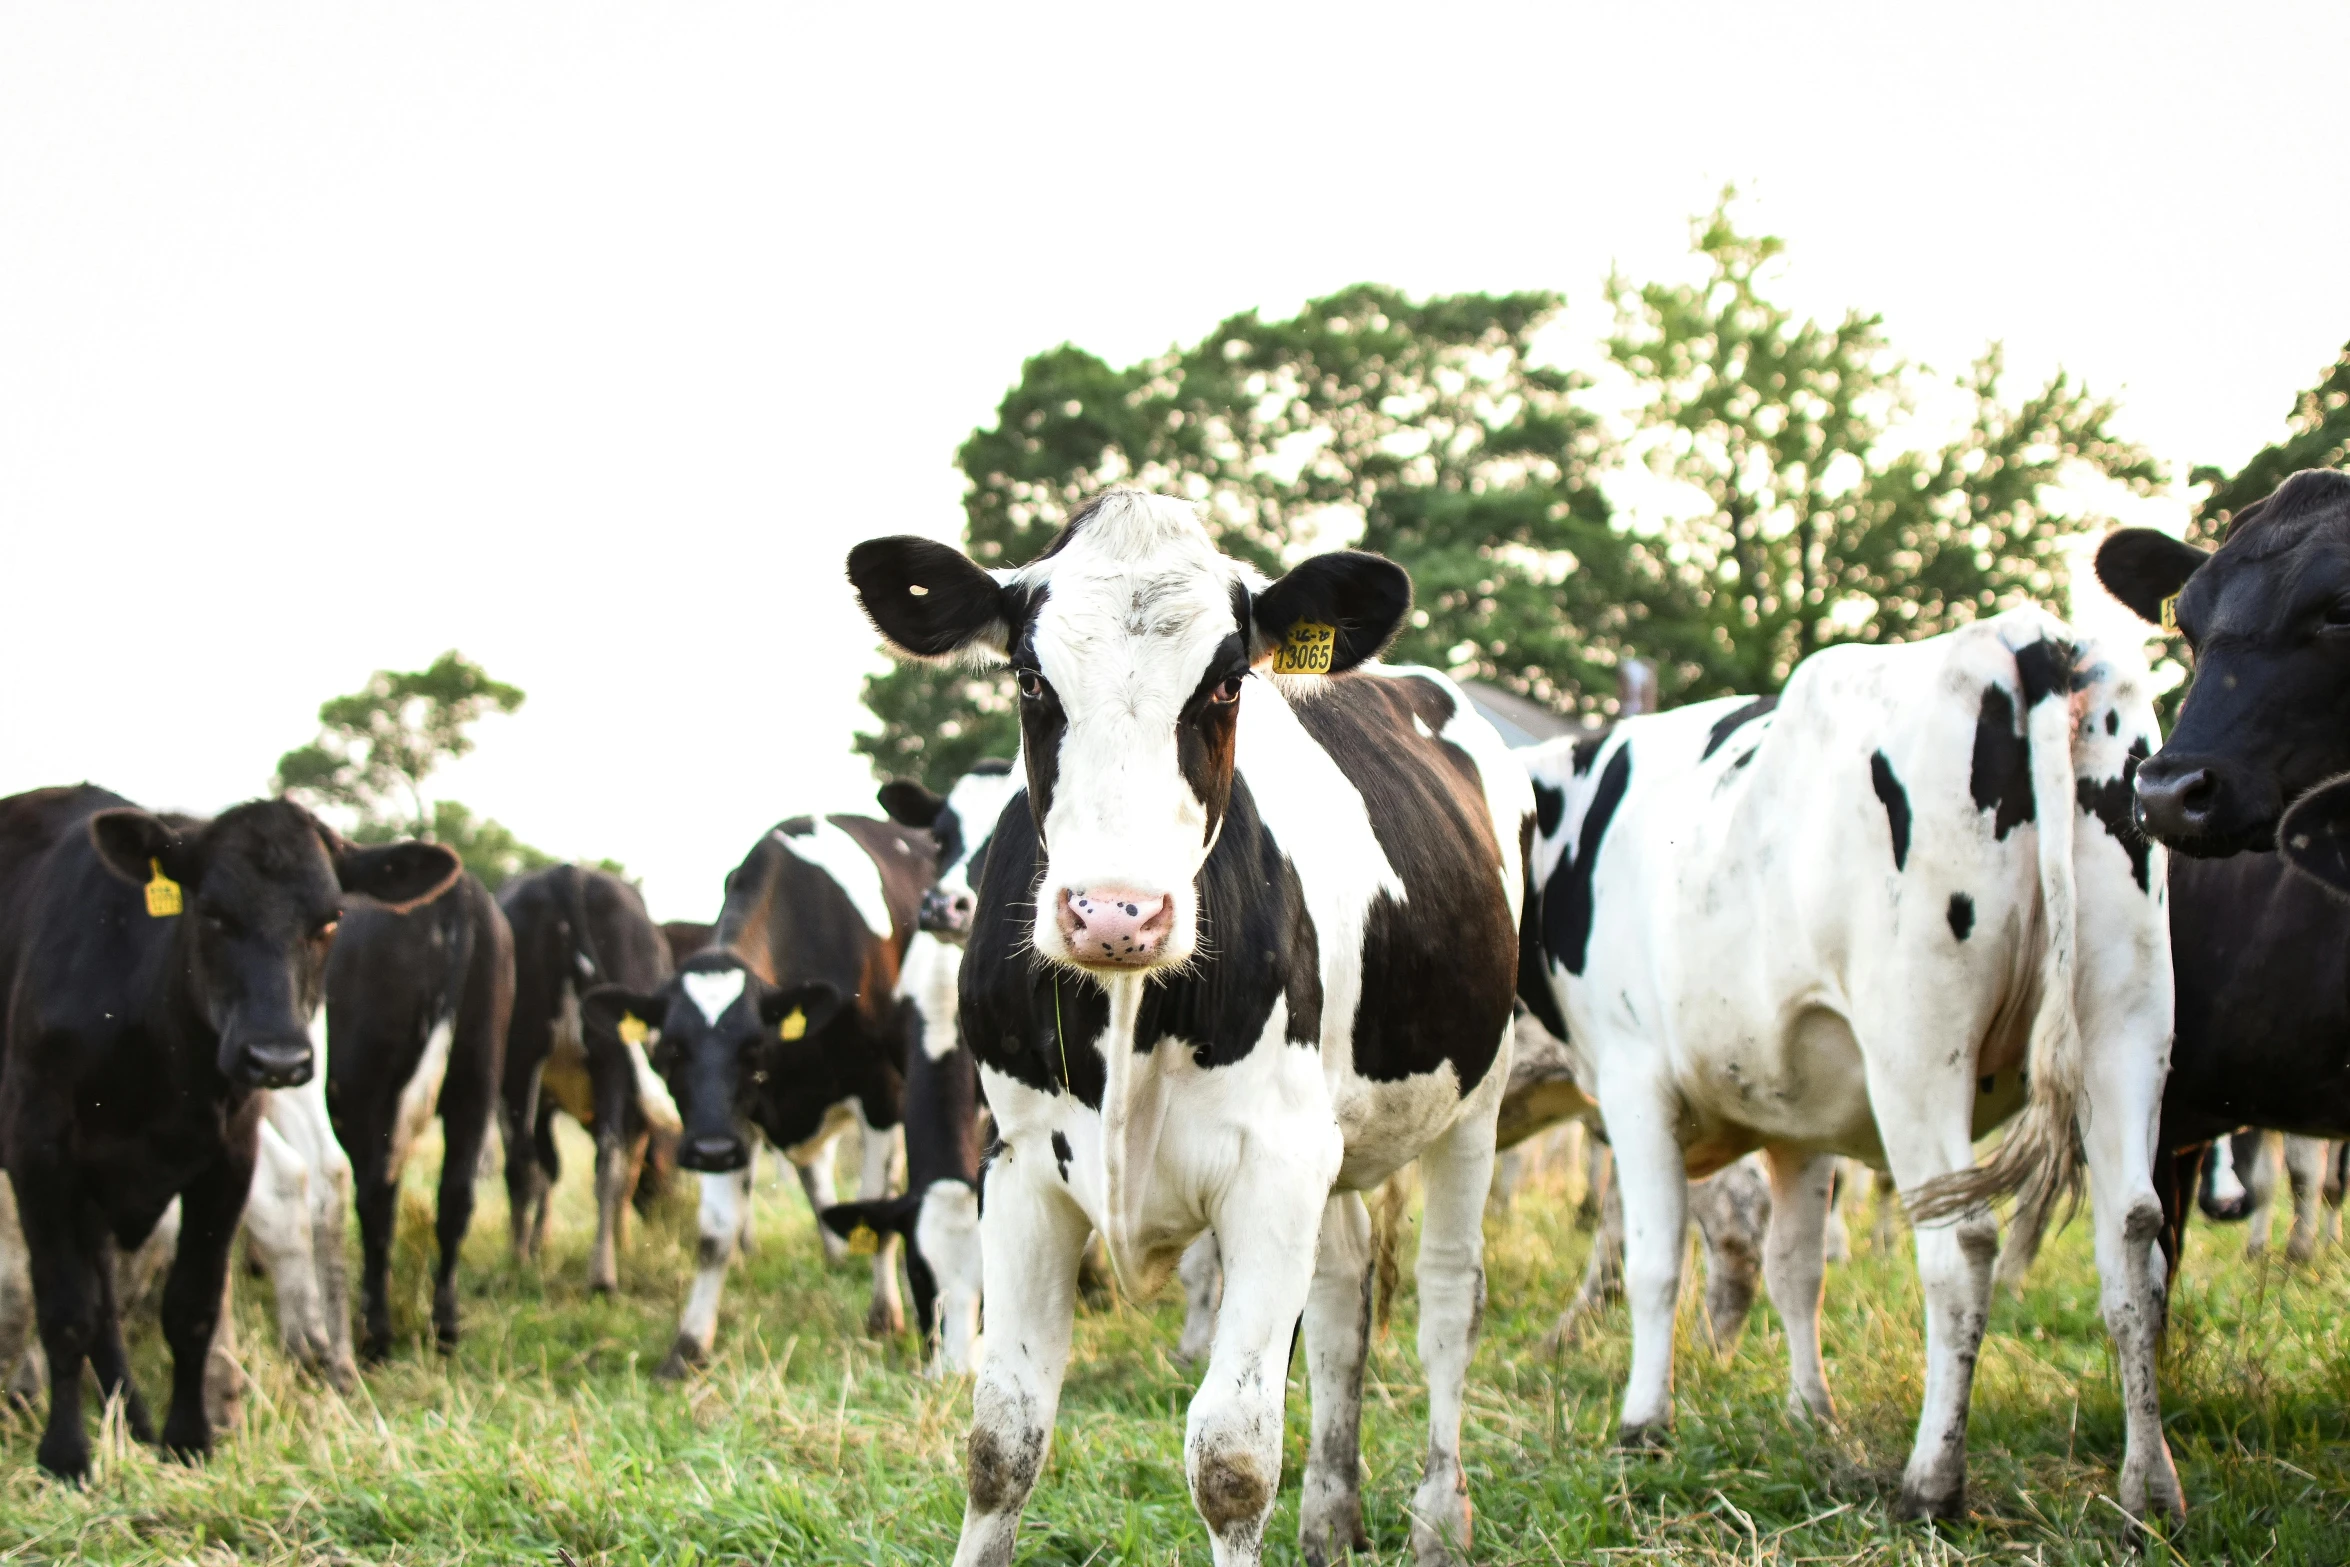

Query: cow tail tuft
left=1909, top=645, right=2086, bottom=1227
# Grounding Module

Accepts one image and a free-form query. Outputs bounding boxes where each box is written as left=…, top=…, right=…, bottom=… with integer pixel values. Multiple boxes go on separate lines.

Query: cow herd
left=3, top=476, right=2350, bottom=1564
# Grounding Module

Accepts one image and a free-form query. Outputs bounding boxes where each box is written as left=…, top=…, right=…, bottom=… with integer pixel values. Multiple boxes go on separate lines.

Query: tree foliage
left=2189, top=338, right=2350, bottom=543
left=858, top=204, right=2168, bottom=784
left=1605, top=199, right=2162, bottom=701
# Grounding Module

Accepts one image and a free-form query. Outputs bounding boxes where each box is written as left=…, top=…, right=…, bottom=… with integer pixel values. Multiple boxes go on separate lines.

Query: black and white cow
left=325, top=871, right=514, bottom=1357
left=0, top=785, right=455, bottom=1480
left=581, top=812, right=932, bottom=1377
left=849, top=489, right=1530, bottom=1567
left=1518, top=609, right=2180, bottom=1523
left=498, top=864, right=681, bottom=1293
left=818, top=762, right=1024, bottom=1375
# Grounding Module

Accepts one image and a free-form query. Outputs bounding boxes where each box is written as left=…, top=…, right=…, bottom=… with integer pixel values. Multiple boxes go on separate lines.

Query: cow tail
left=1911, top=648, right=2086, bottom=1227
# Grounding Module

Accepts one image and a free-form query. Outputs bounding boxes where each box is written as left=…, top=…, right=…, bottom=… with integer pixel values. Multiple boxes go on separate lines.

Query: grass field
left=4, top=1123, right=2347, bottom=1565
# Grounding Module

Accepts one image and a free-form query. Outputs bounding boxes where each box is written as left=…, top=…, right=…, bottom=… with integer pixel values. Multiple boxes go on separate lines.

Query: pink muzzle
left=1056, top=886, right=1175, bottom=967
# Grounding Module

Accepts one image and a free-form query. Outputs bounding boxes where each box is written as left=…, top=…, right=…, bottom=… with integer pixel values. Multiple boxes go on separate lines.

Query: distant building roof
left=1459, top=679, right=1584, bottom=749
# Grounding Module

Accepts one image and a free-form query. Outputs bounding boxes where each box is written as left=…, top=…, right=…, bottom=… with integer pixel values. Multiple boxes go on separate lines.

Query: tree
left=2189, top=338, right=2350, bottom=542
left=276, top=652, right=590, bottom=889
left=1604, top=196, right=2163, bottom=702
left=858, top=288, right=1642, bottom=788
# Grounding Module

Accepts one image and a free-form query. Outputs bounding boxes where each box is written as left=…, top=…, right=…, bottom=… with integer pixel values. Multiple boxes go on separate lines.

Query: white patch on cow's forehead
left=1019, top=497, right=1242, bottom=705
left=775, top=818, right=895, bottom=936
left=682, top=967, right=748, bottom=1023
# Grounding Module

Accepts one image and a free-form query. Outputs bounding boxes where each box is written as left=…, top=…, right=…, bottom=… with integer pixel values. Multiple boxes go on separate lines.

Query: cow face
left=88, top=801, right=459, bottom=1089
left=850, top=490, right=1408, bottom=974
left=821, top=1179, right=982, bottom=1369
left=878, top=761, right=1021, bottom=943
left=2098, top=470, right=2350, bottom=854
left=585, top=959, right=843, bottom=1173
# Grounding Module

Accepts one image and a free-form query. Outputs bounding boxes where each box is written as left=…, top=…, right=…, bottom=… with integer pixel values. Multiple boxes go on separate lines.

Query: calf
left=0, top=785, right=454, bottom=1480
left=582, top=811, right=932, bottom=1376
left=1519, top=610, right=2180, bottom=1523
left=325, top=872, right=514, bottom=1357
left=820, top=763, right=1024, bottom=1374
left=499, top=864, right=681, bottom=1292
left=850, top=489, right=1529, bottom=1567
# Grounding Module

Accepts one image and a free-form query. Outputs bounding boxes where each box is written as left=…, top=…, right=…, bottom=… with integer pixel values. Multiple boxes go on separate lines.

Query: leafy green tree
left=858, top=288, right=1643, bottom=787
left=1604, top=197, right=2163, bottom=701
left=277, top=652, right=599, bottom=888
left=2189, top=338, right=2350, bottom=542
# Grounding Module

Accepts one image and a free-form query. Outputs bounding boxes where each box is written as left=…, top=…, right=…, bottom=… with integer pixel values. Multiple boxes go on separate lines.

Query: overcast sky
left=4, top=3, right=2344, bottom=918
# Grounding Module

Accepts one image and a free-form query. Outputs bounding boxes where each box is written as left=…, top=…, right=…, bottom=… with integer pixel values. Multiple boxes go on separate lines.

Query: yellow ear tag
left=618, top=1013, right=649, bottom=1047
left=779, top=1007, right=807, bottom=1042
left=144, top=859, right=183, bottom=919
left=2160, top=593, right=2180, bottom=632
left=846, top=1223, right=879, bottom=1256
left=1272, top=621, right=1337, bottom=675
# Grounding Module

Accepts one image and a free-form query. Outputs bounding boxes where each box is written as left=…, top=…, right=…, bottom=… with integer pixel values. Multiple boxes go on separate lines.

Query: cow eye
left=2323, top=599, right=2350, bottom=629
left=1210, top=672, right=1244, bottom=705
left=1015, top=667, right=1046, bottom=700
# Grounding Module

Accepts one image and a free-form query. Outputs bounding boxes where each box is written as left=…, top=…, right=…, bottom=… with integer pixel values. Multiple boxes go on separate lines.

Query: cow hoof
left=654, top=1336, right=703, bottom=1382
left=1892, top=1479, right=1965, bottom=1522
left=2120, top=1456, right=2188, bottom=1526
left=321, top=1356, right=361, bottom=1394
left=1613, top=1421, right=1672, bottom=1452
left=1299, top=1500, right=1370, bottom=1565
left=589, top=1278, right=617, bottom=1297
left=361, top=1335, right=395, bottom=1366
left=866, top=1303, right=906, bottom=1339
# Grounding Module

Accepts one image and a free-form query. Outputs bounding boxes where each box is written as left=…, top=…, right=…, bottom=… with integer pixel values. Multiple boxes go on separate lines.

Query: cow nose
left=919, top=887, right=977, bottom=938
left=1056, top=886, right=1175, bottom=966
left=238, top=1038, right=315, bottom=1090
left=681, top=1134, right=747, bottom=1172
left=2135, top=756, right=2221, bottom=839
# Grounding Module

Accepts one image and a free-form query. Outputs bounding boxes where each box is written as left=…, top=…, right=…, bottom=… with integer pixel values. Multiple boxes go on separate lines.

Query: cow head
left=89, top=800, right=459, bottom=1089
left=2097, top=469, right=2350, bottom=855
left=583, top=957, right=844, bottom=1173
left=820, top=1178, right=983, bottom=1373
left=849, top=490, right=1409, bottom=975
left=878, top=760, right=1021, bottom=943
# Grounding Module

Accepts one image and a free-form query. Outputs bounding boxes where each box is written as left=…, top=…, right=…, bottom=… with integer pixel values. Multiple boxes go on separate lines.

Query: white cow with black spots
left=1518, top=608, right=2181, bottom=1523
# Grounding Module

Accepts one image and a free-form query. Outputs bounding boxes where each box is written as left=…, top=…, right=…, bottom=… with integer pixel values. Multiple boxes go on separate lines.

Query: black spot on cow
left=2105, top=709, right=2119, bottom=736
left=1543, top=744, right=1632, bottom=976
left=2013, top=637, right=2075, bottom=708
left=1947, top=892, right=1975, bottom=940
left=1978, top=1074, right=1995, bottom=1095
left=2076, top=737, right=2154, bottom=892
left=1701, top=696, right=1778, bottom=762
left=1969, top=686, right=2035, bottom=840
left=1869, top=751, right=1911, bottom=871
left=1571, top=730, right=1610, bottom=776
left=1049, top=1130, right=1073, bottom=1183
left=1532, top=780, right=1564, bottom=837
left=1516, top=818, right=1570, bottom=1041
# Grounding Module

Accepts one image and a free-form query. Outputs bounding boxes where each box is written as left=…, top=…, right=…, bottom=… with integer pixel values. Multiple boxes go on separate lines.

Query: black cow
left=661, top=921, right=715, bottom=967
left=0, top=785, right=454, bottom=1480
left=581, top=812, right=931, bottom=1376
left=498, top=864, right=678, bottom=1293
left=324, top=872, right=514, bottom=1358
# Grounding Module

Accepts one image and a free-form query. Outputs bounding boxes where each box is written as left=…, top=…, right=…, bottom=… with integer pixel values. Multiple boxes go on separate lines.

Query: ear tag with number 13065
left=145, top=860, right=183, bottom=919
left=1273, top=621, right=1336, bottom=675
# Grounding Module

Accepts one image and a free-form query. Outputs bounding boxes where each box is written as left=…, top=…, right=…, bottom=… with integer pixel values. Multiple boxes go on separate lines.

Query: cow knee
left=965, top=1393, right=1046, bottom=1516
left=1190, top=1438, right=1276, bottom=1543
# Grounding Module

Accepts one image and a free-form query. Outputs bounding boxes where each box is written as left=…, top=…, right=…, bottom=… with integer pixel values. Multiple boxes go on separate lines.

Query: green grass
left=4, top=1127, right=2347, bottom=1564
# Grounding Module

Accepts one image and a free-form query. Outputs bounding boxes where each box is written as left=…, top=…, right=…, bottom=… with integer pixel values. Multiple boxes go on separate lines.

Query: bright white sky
left=4, top=3, right=2345, bottom=918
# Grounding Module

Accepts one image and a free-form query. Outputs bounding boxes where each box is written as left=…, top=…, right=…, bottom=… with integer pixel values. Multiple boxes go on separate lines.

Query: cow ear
left=2280, top=775, right=2350, bottom=898
left=1251, top=550, right=1412, bottom=674
left=582, top=983, right=668, bottom=1041
left=2095, top=528, right=2209, bottom=626
left=759, top=979, right=844, bottom=1034
left=819, top=1193, right=922, bottom=1241
left=334, top=840, right=462, bottom=912
left=89, top=809, right=189, bottom=887
left=877, top=779, right=946, bottom=828
left=848, top=536, right=1013, bottom=661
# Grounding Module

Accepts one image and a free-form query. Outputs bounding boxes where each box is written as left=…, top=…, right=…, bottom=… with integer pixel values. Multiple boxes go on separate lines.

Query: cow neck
left=1095, top=972, right=1172, bottom=1296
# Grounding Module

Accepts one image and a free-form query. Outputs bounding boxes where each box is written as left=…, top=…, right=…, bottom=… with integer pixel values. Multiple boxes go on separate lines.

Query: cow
left=662, top=920, right=715, bottom=967
left=581, top=811, right=932, bottom=1377
left=498, top=864, right=682, bottom=1293
left=324, top=872, right=514, bottom=1357
left=817, top=763, right=1024, bottom=1374
left=848, top=488, right=1530, bottom=1567
left=2203, top=1130, right=2344, bottom=1260
left=1516, top=609, right=2180, bottom=1524
left=0, top=784, right=456, bottom=1480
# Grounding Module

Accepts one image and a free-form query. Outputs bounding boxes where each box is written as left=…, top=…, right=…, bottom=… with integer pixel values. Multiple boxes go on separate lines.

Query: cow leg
left=588, top=1125, right=634, bottom=1295
left=2284, top=1135, right=2328, bottom=1262
left=84, top=1235, right=155, bottom=1446
left=1176, top=1231, right=1222, bottom=1365
left=1554, top=1178, right=1624, bottom=1341
left=2239, top=1130, right=2279, bottom=1255
left=353, top=1146, right=399, bottom=1361
left=733, top=1141, right=758, bottom=1256
left=1760, top=1149, right=1836, bottom=1419
left=1405, top=1081, right=1502, bottom=1566
left=244, top=1119, right=329, bottom=1372
left=529, top=1103, right=561, bottom=1258
left=1601, top=1082, right=1688, bottom=1444
left=499, top=1087, right=544, bottom=1264
left=158, top=1153, right=249, bottom=1464
left=661, top=1164, right=755, bottom=1379
left=14, top=1162, right=114, bottom=1480
left=1820, top=1160, right=1851, bottom=1266
left=858, top=1107, right=906, bottom=1337
left=1691, top=1159, right=1768, bottom=1354
left=1870, top=1167, right=1902, bottom=1254
left=1297, top=1192, right=1372, bottom=1566
left=795, top=1125, right=850, bottom=1266
left=0, top=1175, right=32, bottom=1407
left=432, top=1094, right=492, bottom=1350
left=953, top=1144, right=1092, bottom=1567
